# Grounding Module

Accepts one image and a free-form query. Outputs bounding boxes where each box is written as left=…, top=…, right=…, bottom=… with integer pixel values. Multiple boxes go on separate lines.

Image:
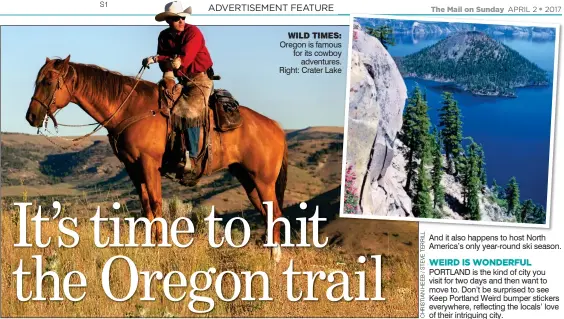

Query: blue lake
left=388, top=34, right=556, bottom=208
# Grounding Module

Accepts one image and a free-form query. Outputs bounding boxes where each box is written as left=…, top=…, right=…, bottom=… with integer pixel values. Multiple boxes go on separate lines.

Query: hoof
left=179, top=177, right=199, bottom=187
left=271, top=245, right=281, bottom=263
left=179, top=171, right=200, bottom=187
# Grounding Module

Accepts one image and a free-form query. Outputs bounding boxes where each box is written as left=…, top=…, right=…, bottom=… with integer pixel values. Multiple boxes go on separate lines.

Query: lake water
left=387, top=34, right=556, bottom=208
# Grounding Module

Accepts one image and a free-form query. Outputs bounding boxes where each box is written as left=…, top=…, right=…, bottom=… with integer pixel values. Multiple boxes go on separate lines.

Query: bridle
left=31, top=65, right=76, bottom=129
left=33, top=63, right=148, bottom=150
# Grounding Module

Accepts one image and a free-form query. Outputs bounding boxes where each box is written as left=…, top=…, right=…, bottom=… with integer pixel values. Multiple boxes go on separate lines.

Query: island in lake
left=393, top=31, right=550, bottom=97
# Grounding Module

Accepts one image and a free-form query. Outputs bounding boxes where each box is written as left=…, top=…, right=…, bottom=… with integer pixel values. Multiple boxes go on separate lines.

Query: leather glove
left=172, top=57, right=182, bottom=70
left=142, top=55, right=158, bottom=68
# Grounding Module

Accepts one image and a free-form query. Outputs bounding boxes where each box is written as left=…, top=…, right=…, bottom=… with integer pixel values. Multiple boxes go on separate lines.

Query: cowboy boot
left=178, top=154, right=201, bottom=186
left=174, top=149, right=201, bottom=186
left=175, top=151, right=190, bottom=177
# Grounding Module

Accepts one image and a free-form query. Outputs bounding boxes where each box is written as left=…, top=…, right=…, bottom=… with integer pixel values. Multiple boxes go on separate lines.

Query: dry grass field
left=1, top=199, right=418, bottom=318
left=1, top=128, right=419, bottom=317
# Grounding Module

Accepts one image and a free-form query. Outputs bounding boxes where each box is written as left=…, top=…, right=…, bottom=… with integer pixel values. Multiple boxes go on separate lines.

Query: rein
left=37, top=65, right=147, bottom=150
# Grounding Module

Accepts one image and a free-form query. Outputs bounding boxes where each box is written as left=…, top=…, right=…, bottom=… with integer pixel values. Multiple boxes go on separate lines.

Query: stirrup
left=183, top=151, right=192, bottom=172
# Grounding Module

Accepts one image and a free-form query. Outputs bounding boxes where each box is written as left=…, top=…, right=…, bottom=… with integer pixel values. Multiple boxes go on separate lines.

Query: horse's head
left=26, top=55, right=75, bottom=127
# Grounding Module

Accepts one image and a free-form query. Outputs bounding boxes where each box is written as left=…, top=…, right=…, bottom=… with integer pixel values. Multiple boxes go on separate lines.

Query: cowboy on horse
left=142, top=1, right=214, bottom=184
left=25, top=14, right=288, bottom=260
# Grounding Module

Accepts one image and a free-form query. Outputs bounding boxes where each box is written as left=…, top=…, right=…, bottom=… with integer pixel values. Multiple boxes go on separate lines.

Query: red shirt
left=156, top=24, right=213, bottom=76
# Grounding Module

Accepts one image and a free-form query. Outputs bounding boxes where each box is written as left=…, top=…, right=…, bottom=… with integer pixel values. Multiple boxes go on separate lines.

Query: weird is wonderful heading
left=208, top=3, right=335, bottom=12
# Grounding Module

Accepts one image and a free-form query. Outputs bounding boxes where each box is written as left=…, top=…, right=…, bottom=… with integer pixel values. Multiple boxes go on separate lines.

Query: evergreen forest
left=399, top=86, right=547, bottom=223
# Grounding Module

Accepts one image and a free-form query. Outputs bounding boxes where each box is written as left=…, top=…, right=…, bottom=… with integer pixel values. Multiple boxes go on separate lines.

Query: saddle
left=210, top=89, right=243, bottom=131
left=158, top=81, right=243, bottom=132
left=158, top=78, right=242, bottom=186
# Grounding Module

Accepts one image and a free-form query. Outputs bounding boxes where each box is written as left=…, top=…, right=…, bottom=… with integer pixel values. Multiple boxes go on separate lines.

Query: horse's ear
left=61, top=55, right=71, bottom=73
left=45, top=57, right=51, bottom=64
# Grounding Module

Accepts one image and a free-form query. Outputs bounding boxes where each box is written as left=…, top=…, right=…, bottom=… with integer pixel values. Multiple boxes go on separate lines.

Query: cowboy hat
left=155, top=1, right=192, bottom=22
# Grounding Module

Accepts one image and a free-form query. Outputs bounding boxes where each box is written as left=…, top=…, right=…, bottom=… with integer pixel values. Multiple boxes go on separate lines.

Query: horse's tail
left=275, top=138, right=288, bottom=212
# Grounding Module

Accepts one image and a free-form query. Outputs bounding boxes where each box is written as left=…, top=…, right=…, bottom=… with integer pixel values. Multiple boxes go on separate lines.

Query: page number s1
left=100, top=1, right=108, bottom=7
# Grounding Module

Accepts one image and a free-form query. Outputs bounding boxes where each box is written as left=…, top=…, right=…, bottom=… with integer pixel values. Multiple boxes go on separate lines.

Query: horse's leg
left=229, top=165, right=284, bottom=262
left=140, top=155, right=164, bottom=243
left=254, top=178, right=283, bottom=262
left=125, top=163, right=155, bottom=241
left=229, top=161, right=283, bottom=262
left=229, top=164, right=264, bottom=214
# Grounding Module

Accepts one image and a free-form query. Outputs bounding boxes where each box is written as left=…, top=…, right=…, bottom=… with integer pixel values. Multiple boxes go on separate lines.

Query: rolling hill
left=1, top=127, right=344, bottom=214
left=2, top=126, right=420, bottom=261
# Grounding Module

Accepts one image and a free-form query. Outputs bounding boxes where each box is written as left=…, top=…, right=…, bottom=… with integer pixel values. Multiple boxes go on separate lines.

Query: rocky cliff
left=346, top=23, right=511, bottom=222
left=346, top=22, right=412, bottom=217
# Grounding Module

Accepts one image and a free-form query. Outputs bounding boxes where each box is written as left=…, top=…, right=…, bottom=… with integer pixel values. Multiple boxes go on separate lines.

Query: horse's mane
left=39, top=58, right=158, bottom=107
left=73, top=61, right=158, bottom=106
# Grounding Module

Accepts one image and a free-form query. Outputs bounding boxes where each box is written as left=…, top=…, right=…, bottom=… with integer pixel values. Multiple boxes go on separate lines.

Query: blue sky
left=1, top=25, right=349, bottom=135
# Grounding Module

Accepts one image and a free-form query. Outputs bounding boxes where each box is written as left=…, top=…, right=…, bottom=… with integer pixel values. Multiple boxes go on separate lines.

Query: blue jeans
left=186, top=127, right=200, bottom=158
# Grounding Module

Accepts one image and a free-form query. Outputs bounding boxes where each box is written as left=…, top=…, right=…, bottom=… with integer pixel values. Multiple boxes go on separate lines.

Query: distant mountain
left=393, top=31, right=550, bottom=97
left=1, top=127, right=343, bottom=213
left=356, top=18, right=556, bottom=39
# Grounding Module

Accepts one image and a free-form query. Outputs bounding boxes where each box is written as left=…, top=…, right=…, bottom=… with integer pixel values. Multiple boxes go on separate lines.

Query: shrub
left=344, top=165, right=360, bottom=214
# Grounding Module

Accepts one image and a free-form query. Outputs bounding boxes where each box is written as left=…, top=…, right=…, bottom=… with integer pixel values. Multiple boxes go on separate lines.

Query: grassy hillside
left=1, top=127, right=344, bottom=214
left=1, top=198, right=418, bottom=318
left=1, top=127, right=419, bottom=317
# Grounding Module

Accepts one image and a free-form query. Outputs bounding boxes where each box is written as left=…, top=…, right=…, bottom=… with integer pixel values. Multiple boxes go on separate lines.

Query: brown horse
left=25, top=55, right=288, bottom=262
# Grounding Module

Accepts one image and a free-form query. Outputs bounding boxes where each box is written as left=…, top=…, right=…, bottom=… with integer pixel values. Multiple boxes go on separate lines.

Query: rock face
left=346, top=22, right=411, bottom=216
left=439, top=165, right=514, bottom=222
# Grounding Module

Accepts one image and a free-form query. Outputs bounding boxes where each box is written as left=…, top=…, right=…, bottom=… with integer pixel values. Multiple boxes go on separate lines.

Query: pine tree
left=460, top=137, right=474, bottom=205
left=460, top=154, right=470, bottom=204
left=476, top=144, right=487, bottom=190
left=463, top=141, right=481, bottom=220
left=518, top=199, right=535, bottom=223
left=505, top=177, right=520, bottom=217
left=399, top=88, right=418, bottom=147
left=400, top=86, right=432, bottom=194
left=530, top=204, right=546, bottom=224
left=412, top=158, right=434, bottom=218
left=366, top=25, right=396, bottom=49
left=438, top=92, right=463, bottom=176
left=401, top=89, right=419, bottom=194
left=431, top=127, right=445, bottom=210
left=492, top=179, right=499, bottom=197
left=467, top=175, right=481, bottom=220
